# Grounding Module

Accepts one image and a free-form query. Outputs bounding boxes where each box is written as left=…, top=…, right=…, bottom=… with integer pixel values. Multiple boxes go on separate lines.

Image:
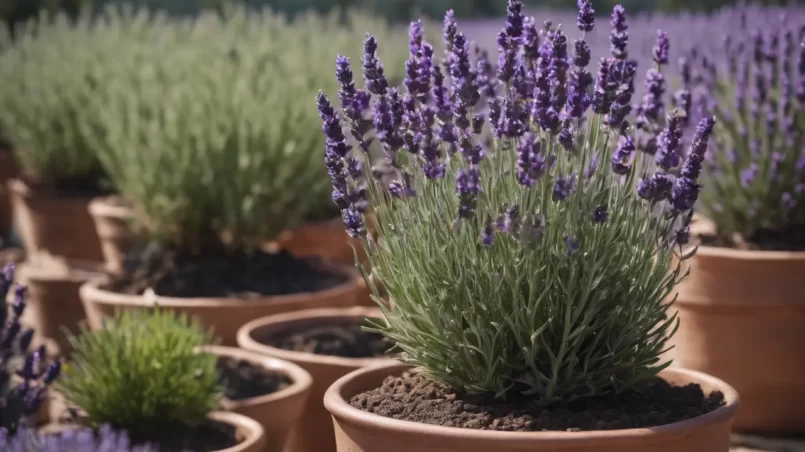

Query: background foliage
left=0, top=0, right=800, bottom=28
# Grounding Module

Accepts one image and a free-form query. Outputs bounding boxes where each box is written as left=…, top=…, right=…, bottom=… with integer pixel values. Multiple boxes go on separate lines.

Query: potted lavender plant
left=318, top=2, right=739, bottom=451
left=668, top=12, right=805, bottom=435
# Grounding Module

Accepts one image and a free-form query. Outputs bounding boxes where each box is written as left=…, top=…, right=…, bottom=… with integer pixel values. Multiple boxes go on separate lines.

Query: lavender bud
left=456, top=166, right=481, bottom=220
left=653, top=30, right=670, bottom=66
left=577, top=0, right=595, bottom=33
left=565, top=235, right=581, bottom=256
left=362, top=34, right=388, bottom=96
left=480, top=217, right=495, bottom=247
left=553, top=173, right=578, bottom=202
left=343, top=206, right=366, bottom=238
left=592, top=204, right=609, bottom=223
left=611, top=135, right=636, bottom=175
left=609, top=5, right=628, bottom=60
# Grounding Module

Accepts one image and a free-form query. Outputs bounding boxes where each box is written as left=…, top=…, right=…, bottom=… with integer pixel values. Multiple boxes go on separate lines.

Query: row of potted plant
left=0, top=0, right=803, bottom=451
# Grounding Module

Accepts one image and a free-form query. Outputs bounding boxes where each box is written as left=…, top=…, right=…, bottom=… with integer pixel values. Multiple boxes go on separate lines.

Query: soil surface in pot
left=700, top=224, right=805, bottom=251
left=45, top=421, right=237, bottom=452
left=259, top=321, right=394, bottom=358
left=217, top=356, right=291, bottom=401
left=107, top=242, right=347, bottom=298
left=351, top=372, right=726, bottom=432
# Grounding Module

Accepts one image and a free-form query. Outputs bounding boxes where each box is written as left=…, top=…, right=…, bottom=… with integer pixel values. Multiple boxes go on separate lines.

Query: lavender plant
left=84, top=8, right=412, bottom=250
left=319, top=0, right=715, bottom=403
left=0, top=264, right=61, bottom=434
left=688, top=17, right=805, bottom=248
left=0, top=425, right=157, bottom=452
left=0, top=11, right=117, bottom=190
left=58, top=309, right=220, bottom=439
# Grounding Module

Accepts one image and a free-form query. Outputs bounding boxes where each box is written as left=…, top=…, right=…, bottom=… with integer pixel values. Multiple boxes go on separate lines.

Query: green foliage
left=59, top=309, right=221, bottom=433
left=0, top=12, right=110, bottom=188
left=79, top=7, right=410, bottom=250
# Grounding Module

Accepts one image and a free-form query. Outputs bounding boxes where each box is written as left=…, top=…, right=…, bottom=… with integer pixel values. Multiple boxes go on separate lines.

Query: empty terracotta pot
left=324, top=363, right=739, bottom=452
left=87, top=196, right=136, bottom=274
left=18, top=256, right=105, bottom=354
left=9, top=179, right=103, bottom=262
left=207, top=345, right=312, bottom=452
left=237, top=307, right=395, bottom=452
left=668, top=245, right=805, bottom=435
left=0, top=150, right=20, bottom=238
left=79, top=261, right=362, bottom=346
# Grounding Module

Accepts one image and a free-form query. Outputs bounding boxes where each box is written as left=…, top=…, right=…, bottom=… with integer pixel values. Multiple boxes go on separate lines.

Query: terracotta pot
left=668, top=245, right=805, bottom=435
left=38, top=411, right=266, bottom=452
left=88, top=196, right=136, bottom=274
left=0, top=150, right=20, bottom=238
left=324, top=363, right=739, bottom=452
left=9, top=179, right=103, bottom=262
left=237, top=307, right=396, bottom=452
left=277, top=217, right=363, bottom=266
left=206, top=345, right=312, bottom=452
left=79, top=261, right=362, bottom=346
left=18, top=257, right=105, bottom=355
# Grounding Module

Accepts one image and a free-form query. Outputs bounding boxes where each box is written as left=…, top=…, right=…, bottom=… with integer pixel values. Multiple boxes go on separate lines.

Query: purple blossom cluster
left=0, top=425, right=156, bottom=452
left=0, top=264, right=61, bottom=434
left=317, top=0, right=714, bottom=252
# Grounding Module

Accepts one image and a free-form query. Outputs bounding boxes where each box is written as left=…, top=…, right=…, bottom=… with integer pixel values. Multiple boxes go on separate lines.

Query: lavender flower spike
left=577, top=0, right=595, bottom=33
left=671, top=117, right=716, bottom=212
left=362, top=34, right=388, bottom=96
left=655, top=112, right=683, bottom=171
left=653, top=30, right=669, bottom=66
left=610, top=5, right=628, bottom=60
left=611, top=135, right=636, bottom=175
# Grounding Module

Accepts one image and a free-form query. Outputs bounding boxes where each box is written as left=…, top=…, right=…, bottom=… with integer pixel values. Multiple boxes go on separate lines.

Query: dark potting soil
left=24, top=173, right=114, bottom=198
left=350, top=372, right=726, bottom=432
left=108, top=242, right=347, bottom=298
left=217, top=356, right=291, bottom=401
left=261, top=321, right=395, bottom=358
left=700, top=224, right=805, bottom=251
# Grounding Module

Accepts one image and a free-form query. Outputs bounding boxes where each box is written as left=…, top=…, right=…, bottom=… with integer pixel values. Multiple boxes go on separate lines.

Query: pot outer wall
left=79, top=262, right=363, bottom=346
left=324, top=364, right=740, bottom=452
left=0, top=151, right=20, bottom=238
left=9, top=179, right=103, bottom=262
left=237, top=307, right=396, bottom=452
left=87, top=196, right=135, bottom=275
left=18, top=260, right=105, bottom=355
left=207, top=345, right=312, bottom=452
left=668, top=246, right=805, bottom=435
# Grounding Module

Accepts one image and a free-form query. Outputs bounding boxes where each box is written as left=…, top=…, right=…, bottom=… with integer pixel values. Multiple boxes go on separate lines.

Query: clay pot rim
left=237, top=306, right=398, bottom=369
left=18, top=258, right=106, bottom=283
left=324, top=363, right=740, bottom=446
left=88, top=195, right=135, bottom=219
left=78, top=260, right=360, bottom=307
left=690, top=244, right=805, bottom=261
left=202, top=344, right=313, bottom=411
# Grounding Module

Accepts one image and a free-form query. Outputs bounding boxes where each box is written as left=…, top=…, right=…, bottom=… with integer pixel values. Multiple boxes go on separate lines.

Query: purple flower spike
left=553, top=173, right=578, bottom=202
left=343, top=206, right=366, bottom=238
left=565, top=235, right=581, bottom=256
left=591, top=58, right=613, bottom=115
left=611, top=135, right=635, bottom=175
left=505, top=0, right=525, bottom=40
left=362, top=34, right=388, bottom=96
left=456, top=167, right=481, bottom=220
left=592, top=205, right=609, bottom=223
left=577, top=0, right=595, bottom=33
left=610, top=5, right=628, bottom=60
left=409, top=20, right=423, bottom=55
left=481, top=217, right=495, bottom=247
left=500, top=204, right=521, bottom=234
left=585, top=152, right=600, bottom=180
left=522, top=17, right=540, bottom=61
left=336, top=55, right=357, bottom=110
left=558, top=126, right=574, bottom=151
left=573, top=39, right=591, bottom=69
left=516, top=133, right=545, bottom=187
left=443, top=10, right=457, bottom=56
left=655, top=112, right=683, bottom=171
left=653, top=30, right=669, bottom=66
left=671, top=117, right=715, bottom=211
left=432, top=66, right=452, bottom=121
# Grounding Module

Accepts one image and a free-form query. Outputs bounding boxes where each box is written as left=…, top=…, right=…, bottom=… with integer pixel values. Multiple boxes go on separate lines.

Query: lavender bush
left=319, top=0, right=715, bottom=402
left=685, top=12, right=805, bottom=248
left=0, top=264, right=60, bottom=433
